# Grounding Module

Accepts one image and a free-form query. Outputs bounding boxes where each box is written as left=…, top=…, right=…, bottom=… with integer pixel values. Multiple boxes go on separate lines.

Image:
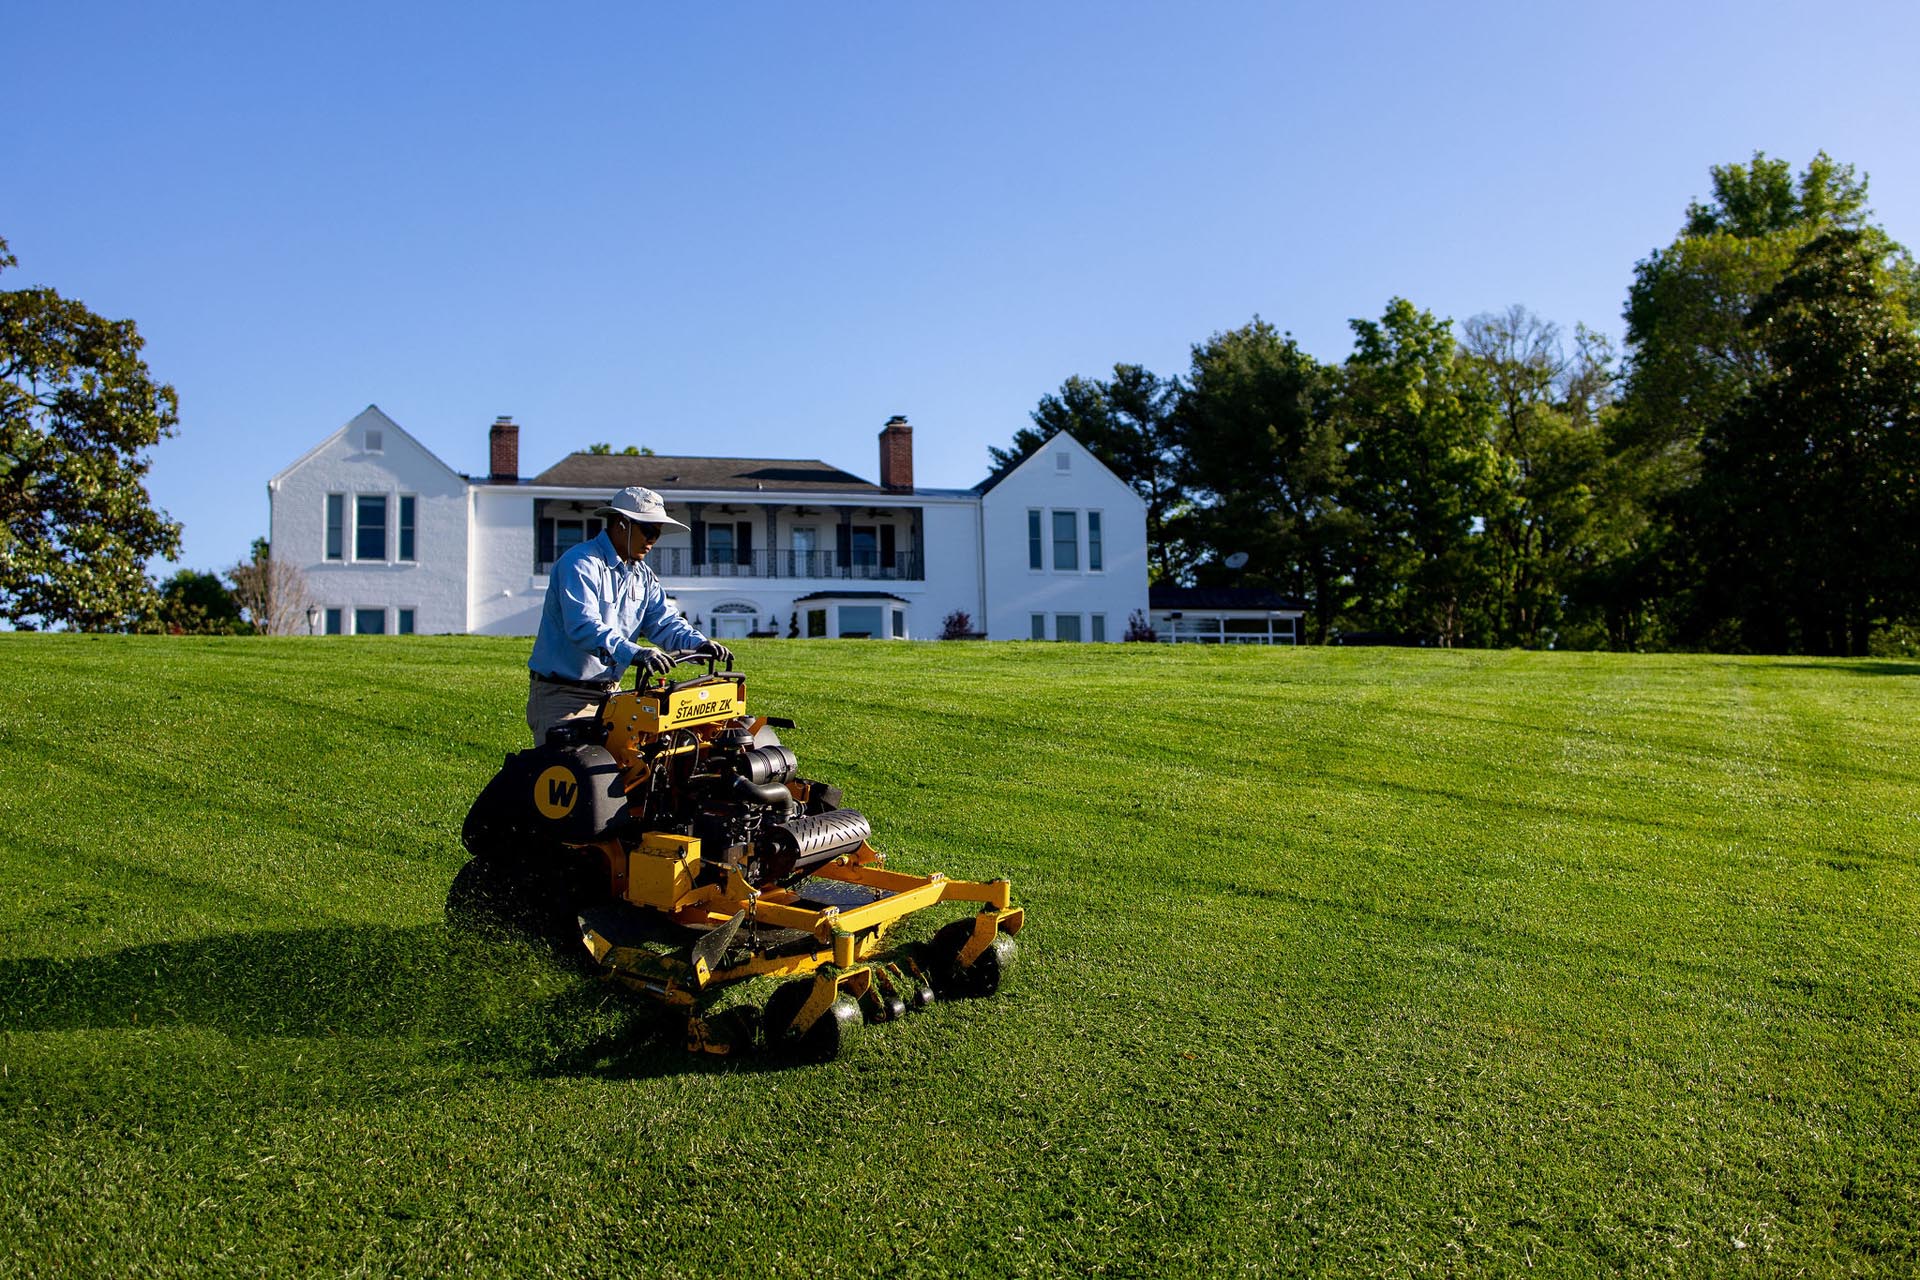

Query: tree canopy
left=1691, top=229, right=1920, bottom=654
left=1174, top=319, right=1351, bottom=641
left=1, top=235, right=182, bottom=630
left=1611, top=152, right=1920, bottom=648
left=987, top=151, right=1920, bottom=654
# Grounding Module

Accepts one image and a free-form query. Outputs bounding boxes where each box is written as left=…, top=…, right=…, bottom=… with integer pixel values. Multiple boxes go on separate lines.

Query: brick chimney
left=489, top=415, right=519, bottom=483
left=878, top=415, right=913, bottom=492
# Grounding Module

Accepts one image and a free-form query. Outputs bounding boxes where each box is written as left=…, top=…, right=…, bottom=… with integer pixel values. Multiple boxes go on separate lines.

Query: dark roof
left=531, top=452, right=883, bottom=495
left=791, top=591, right=909, bottom=603
left=1149, top=586, right=1306, bottom=613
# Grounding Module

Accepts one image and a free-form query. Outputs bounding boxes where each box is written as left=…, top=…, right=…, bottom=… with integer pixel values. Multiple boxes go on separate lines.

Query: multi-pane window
left=324, top=608, right=343, bottom=635
left=1055, top=613, right=1082, bottom=642
left=398, top=495, right=416, bottom=562
left=1027, top=510, right=1043, bottom=570
left=1088, top=511, right=1103, bottom=571
left=397, top=609, right=416, bottom=635
left=698, top=520, right=753, bottom=569
left=355, top=608, right=386, bottom=635
left=543, top=516, right=602, bottom=566
left=839, top=605, right=882, bottom=638
left=1090, top=613, right=1106, bottom=642
left=325, top=495, right=344, bottom=561
left=1052, top=510, right=1078, bottom=571
left=1030, top=613, right=1046, bottom=640
left=356, top=495, right=387, bottom=561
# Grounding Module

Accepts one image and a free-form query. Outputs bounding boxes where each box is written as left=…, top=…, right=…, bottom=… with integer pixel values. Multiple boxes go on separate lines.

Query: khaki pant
left=526, top=676, right=609, bottom=745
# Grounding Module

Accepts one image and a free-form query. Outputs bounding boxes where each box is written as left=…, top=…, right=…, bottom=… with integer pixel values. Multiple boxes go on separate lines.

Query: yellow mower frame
left=550, top=663, right=1024, bottom=1057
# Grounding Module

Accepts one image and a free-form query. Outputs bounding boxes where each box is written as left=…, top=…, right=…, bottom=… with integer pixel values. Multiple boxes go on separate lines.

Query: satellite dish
left=1224, top=552, right=1250, bottom=570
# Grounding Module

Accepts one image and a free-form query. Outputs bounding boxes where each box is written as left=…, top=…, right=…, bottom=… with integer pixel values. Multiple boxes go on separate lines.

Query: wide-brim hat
left=592, top=486, right=689, bottom=531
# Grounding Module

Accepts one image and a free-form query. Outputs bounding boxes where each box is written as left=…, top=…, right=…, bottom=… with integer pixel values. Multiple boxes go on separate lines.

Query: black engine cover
left=463, top=743, right=628, bottom=853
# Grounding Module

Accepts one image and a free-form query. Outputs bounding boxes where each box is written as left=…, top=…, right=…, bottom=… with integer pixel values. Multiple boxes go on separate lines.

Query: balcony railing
left=538, top=547, right=924, bottom=581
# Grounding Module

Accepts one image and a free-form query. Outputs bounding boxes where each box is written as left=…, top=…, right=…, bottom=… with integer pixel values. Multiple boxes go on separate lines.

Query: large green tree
left=1459, top=307, right=1618, bottom=647
left=1, top=236, right=181, bottom=629
left=995, top=363, right=1191, bottom=582
left=1339, top=300, right=1509, bottom=646
left=1691, top=229, right=1920, bottom=654
left=1619, top=152, right=1881, bottom=464
left=1607, top=152, right=1916, bottom=646
left=1172, top=319, right=1353, bottom=640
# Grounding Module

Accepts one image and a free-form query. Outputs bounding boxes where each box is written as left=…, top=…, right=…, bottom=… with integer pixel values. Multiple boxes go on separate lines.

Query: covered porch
left=533, top=497, right=926, bottom=582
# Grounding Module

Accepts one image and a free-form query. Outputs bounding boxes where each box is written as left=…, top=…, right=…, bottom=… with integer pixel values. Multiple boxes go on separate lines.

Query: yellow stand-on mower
left=449, top=653, right=1024, bottom=1061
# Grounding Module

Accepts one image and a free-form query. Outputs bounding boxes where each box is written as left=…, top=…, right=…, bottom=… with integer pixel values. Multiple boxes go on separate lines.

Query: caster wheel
left=964, top=932, right=1016, bottom=998
left=923, top=921, right=974, bottom=998
left=764, top=981, right=864, bottom=1063
left=905, top=968, right=937, bottom=1010
left=925, top=920, right=1015, bottom=998
left=860, top=982, right=908, bottom=1023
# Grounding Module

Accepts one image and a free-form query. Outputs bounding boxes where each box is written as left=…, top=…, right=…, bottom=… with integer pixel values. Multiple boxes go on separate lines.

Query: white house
left=268, top=406, right=1148, bottom=642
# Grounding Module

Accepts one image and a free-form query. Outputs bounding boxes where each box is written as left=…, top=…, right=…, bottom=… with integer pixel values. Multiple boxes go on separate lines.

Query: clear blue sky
left=7, top=0, right=1916, bottom=574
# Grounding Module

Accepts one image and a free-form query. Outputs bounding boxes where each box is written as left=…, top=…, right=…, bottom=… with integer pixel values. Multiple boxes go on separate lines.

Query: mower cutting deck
left=451, top=653, right=1023, bottom=1060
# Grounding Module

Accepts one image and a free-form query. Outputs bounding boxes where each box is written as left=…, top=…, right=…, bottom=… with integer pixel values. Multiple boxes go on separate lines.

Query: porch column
left=682, top=502, right=705, bottom=576
left=760, top=503, right=783, bottom=577
left=836, top=506, right=857, bottom=580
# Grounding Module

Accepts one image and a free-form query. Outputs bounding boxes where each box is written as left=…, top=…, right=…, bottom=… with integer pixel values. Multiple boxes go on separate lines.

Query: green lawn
left=1, top=635, right=1915, bottom=1276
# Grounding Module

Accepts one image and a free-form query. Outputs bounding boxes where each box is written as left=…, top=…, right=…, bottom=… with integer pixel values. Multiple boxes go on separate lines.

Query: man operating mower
left=525, top=485, right=732, bottom=742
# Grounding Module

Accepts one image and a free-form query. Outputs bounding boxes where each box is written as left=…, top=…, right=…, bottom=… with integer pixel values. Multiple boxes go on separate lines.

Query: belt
left=531, top=672, right=618, bottom=693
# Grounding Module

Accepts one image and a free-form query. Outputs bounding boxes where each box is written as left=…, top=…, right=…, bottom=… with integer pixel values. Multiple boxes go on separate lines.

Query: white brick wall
left=269, top=407, right=470, bottom=634
left=979, top=433, right=1148, bottom=641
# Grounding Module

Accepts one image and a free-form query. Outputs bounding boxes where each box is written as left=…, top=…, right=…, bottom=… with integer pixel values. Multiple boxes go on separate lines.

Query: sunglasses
left=620, top=519, right=665, bottom=541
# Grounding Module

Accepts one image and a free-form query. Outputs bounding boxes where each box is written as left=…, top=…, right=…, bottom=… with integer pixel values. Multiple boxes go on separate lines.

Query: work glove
left=695, top=639, right=734, bottom=667
left=634, top=647, right=678, bottom=680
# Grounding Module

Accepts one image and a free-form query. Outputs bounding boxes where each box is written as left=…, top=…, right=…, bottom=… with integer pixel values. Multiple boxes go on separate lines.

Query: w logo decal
left=534, top=765, right=581, bottom=819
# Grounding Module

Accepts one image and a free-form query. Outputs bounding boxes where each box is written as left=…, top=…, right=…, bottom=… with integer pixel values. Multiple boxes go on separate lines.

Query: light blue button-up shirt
left=527, top=531, right=704, bottom=683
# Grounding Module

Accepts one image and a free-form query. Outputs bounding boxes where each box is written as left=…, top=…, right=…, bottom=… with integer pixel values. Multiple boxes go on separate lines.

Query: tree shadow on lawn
left=0, top=923, right=733, bottom=1082
left=1760, top=659, right=1920, bottom=678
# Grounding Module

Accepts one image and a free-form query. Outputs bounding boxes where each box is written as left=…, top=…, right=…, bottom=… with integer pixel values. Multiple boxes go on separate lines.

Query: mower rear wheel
left=446, top=846, right=604, bottom=954
left=763, top=980, right=864, bottom=1063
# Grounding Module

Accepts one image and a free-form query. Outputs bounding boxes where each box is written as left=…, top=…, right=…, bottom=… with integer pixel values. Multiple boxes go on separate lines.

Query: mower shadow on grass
left=0, top=923, right=737, bottom=1082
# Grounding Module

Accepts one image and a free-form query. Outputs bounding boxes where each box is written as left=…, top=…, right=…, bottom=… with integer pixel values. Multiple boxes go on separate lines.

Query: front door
left=711, top=603, right=756, bottom=638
